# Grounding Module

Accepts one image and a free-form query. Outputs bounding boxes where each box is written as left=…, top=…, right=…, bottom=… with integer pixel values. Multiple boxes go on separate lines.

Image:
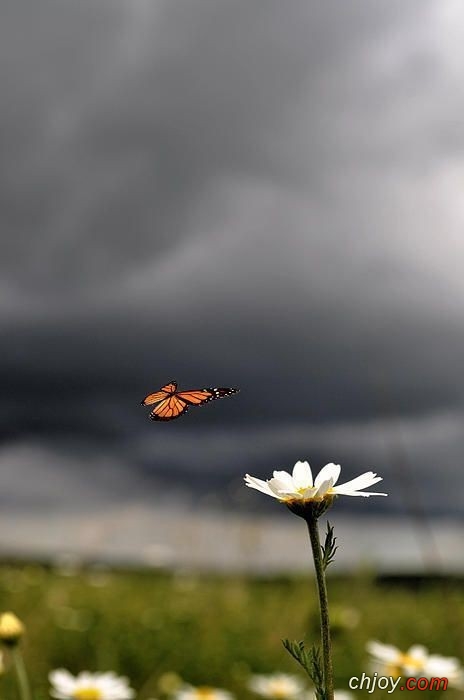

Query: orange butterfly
left=141, top=380, right=239, bottom=421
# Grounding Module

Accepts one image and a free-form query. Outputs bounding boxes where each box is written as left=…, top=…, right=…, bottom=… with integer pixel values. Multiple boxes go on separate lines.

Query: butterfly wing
left=149, top=395, right=189, bottom=421
left=161, top=381, right=178, bottom=393
left=141, top=380, right=177, bottom=406
left=177, top=387, right=239, bottom=406
left=141, top=390, right=169, bottom=406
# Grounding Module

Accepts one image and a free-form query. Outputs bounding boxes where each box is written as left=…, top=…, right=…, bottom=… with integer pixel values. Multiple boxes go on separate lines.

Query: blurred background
left=1, top=0, right=464, bottom=575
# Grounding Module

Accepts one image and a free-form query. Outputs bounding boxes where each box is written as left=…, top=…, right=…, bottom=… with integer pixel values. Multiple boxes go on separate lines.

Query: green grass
left=0, top=563, right=463, bottom=699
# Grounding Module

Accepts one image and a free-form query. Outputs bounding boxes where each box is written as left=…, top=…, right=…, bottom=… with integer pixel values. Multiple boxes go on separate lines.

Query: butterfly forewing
left=177, top=387, right=238, bottom=405
left=141, top=380, right=177, bottom=406
left=141, top=390, right=169, bottom=406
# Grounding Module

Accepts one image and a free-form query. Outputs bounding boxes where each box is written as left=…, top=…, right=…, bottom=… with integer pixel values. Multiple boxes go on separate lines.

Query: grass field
left=0, top=563, right=463, bottom=699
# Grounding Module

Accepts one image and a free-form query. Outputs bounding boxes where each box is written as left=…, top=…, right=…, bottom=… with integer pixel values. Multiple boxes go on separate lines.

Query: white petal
left=314, top=463, right=341, bottom=488
left=301, top=486, right=318, bottom=499
left=272, top=470, right=295, bottom=489
left=425, top=654, right=462, bottom=674
left=313, top=478, right=333, bottom=498
left=333, top=486, right=387, bottom=497
left=76, top=672, right=95, bottom=687
left=268, top=478, right=297, bottom=497
left=292, top=461, right=313, bottom=488
left=366, top=640, right=402, bottom=663
left=335, top=471, right=383, bottom=493
left=407, top=645, right=429, bottom=662
left=49, top=670, right=77, bottom=694
left=340, top=472, right=382, bottom=491
left=244, top=474, right=279, bottom=498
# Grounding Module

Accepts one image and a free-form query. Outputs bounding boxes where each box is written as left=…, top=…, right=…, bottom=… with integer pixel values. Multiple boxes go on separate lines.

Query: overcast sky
left=1, top=1, right=464, bottom=560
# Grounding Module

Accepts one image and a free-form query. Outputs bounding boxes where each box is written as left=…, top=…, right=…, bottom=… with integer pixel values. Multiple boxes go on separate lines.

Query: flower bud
left=0, top=612, right=25, bottom=646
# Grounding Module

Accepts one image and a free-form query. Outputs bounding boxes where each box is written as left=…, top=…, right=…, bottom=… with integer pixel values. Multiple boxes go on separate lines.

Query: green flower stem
left=11, top=647, right=32, bottom=700
left=306, top=513, right=334, bottom=700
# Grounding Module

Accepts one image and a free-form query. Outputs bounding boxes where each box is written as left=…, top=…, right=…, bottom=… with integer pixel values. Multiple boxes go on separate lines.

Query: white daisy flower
left=367, top=640, right=463, bottom=686
left=172, top=685, right=234, bottom=700
left=49, top=670, right=135, bottom=700
left=245, top=461, right=387, bottom=503
left=367, top=640, right=429, bottom=677
left=248, top=672, right=306, bottom=698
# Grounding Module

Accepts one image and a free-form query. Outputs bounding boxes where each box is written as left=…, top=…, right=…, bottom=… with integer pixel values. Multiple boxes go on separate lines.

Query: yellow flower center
left=398, top=653, right=425, bottom=670
left=385, top=654, right=424, bottom=678
left=385, top=664, right=402, bottom=679
left=73, top=688, right=103, bottom=700
left=194, top=688, right=218, bottom=699
left=292, top=488, right=324, bottom=502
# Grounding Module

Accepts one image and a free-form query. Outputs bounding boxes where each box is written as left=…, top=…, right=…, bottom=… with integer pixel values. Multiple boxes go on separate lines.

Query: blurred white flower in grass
left=248, top=672, right=306, bottom=698
left=367, top=641, right=464, bottom=687
left=367, top=640, right=427, bottom=677
left=172, top=686, right=234, bottom=700
left=49, top=670, right=135, bottom=700
left=245, top=461, right=387, bottom=503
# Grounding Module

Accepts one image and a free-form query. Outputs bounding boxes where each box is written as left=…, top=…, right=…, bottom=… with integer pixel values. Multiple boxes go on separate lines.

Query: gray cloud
left=1, top=0, right=464, bottom=547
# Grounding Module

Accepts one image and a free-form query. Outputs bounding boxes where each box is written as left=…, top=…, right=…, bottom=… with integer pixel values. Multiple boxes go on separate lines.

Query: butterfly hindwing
left=150, top=395, right=189, bottom=421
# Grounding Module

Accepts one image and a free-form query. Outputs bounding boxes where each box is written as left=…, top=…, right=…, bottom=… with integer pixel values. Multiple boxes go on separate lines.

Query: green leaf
left=321, top=520, right=337, bottom=571
left=282, top=639, right=325, bottom=699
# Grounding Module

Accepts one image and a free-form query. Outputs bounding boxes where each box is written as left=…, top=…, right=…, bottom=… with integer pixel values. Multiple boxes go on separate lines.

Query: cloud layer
left=1, top=1, right=464, bottom=553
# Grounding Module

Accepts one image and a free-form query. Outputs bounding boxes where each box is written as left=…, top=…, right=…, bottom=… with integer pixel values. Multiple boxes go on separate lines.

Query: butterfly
left=141, top=380, right=239, bottom=421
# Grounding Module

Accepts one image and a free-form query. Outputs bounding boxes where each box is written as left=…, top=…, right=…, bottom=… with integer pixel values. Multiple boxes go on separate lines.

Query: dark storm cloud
left=0, top=0, right=434, bottom=302
left=2, top=0, right=464, bottom=536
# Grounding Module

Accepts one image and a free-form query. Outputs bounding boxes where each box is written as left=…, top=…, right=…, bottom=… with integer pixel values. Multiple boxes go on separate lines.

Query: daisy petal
left=314, top=478, right=334, bottom=499
left=407, top=645, right=428, bottom=661
left=314, top=463, right=341, bottom=488
left=268, top=478, right=297, bottom=497
left=367, top=641, right=402, bottom=663
left=334, top=471, right=383, bottom=493
left=244, top=475, right=279, bottom=498
left=49, top=670, right=77, bottom=693
left=272, top=470, right=295, bottom=489
left=292, top=461, right=313, bottom=488
left=334, top=488, right=387, bottom=497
